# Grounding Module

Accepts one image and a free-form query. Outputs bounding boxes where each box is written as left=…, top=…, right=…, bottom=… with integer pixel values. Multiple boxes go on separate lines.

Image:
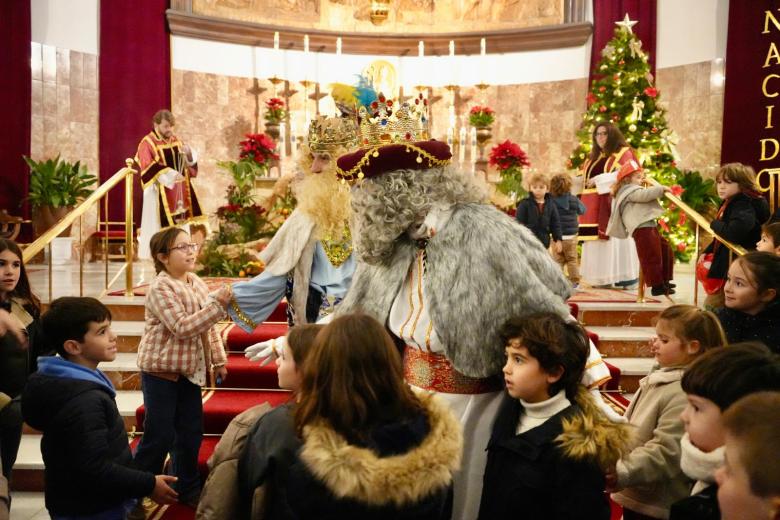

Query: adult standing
left=233, top=116, right=360, bottom=338
left=578, top=122, right=640, bottom=287
left=333, top=101, right=614, bottom=519
left=135, top=110, right=206, bottom=259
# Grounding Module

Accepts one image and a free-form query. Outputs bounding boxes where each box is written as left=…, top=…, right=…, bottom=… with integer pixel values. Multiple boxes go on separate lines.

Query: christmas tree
left=568, top=15, right=694, bottom=261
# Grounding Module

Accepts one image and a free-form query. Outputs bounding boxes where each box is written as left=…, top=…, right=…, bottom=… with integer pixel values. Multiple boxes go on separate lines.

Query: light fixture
left=370, top=0, right=390, bottom=25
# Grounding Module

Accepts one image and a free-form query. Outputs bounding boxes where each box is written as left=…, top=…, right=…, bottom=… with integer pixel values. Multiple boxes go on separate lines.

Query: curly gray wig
left=350, top=165, right=487, bottom=264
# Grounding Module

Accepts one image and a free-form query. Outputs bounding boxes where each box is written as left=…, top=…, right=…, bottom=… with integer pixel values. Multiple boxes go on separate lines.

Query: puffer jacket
left=238, top=391, right=462, bottom=519
left=478, top=386, right=633, bottom=519
left=551, top=193, right=586, bottom=236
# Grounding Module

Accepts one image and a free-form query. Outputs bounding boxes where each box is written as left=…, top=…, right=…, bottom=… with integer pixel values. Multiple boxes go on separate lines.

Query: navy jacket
left=703, top=192, right=769, bottom=279
left=551, top=194, right=587, bottom=236
left=515, top=194, right=563, bottom=248
left=670, top=484, right=720, bottom=520
left=716, top=303, right=780, bottom=354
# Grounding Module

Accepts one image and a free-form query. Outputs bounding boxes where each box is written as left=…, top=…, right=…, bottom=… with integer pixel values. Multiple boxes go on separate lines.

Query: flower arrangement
left=264, top=97, right=286, bottom=125
left=239, top=133, right=279, bottom=167
left=489, top=140, right=531, bottom=204
left=469, top=105, right=495, bottom=128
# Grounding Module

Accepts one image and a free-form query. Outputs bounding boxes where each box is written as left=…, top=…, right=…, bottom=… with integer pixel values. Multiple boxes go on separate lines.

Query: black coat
left=716, top=303, right=780, bottom=353
left=551, top=194, right=587, bottom=237
left=239, top=402, right=455, bottom=520
left=478, top=395, right=611, bottom=520
left=0, top=307, right=48, bottom=400
left=669, top=484, right=720, bottom=520
left=21, top=372, right=155, bottom=515
left=704, top=193, right=770, bottom=279
left=516, top=194, right=563, bottom=248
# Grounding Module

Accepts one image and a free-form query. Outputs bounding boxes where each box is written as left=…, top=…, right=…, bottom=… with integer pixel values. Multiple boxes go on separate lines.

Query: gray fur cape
left=338, top=203, right=573, bottom=378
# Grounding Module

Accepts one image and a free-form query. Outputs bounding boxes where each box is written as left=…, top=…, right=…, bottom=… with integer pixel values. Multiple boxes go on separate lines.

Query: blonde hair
left=611, top=173, right=637, bottom=196
left=716, top=163, right=758, bottom=194
left=550, top=173, right=572, bottom=197
left=656, top=304, right=727, bottom=353
left=527, top=173, right=549, bottom=188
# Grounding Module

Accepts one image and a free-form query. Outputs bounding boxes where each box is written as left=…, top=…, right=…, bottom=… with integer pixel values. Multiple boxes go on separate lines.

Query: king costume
left=135, top=129, right=205, bottom=259
left=228, top=116, right=360, bottom=330
left=334, top=94, right=613, bottom=520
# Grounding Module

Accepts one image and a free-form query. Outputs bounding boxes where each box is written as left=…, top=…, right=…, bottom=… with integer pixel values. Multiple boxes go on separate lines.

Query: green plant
left=24, top=155, right=97, bottom=208
left=469, top=106, right=495, bottom=127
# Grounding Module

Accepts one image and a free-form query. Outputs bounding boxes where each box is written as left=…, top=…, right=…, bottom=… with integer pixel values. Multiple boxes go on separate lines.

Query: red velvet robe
left=579, top=147, right=638, bottom=239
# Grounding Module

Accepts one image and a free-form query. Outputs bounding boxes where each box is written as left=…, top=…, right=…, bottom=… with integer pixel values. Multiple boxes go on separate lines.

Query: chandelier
left=370, top=0, right=390, bottom=25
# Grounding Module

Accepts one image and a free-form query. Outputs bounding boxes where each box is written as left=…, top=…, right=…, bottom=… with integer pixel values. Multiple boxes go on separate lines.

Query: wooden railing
left=22, top=159, right=137, bottom=300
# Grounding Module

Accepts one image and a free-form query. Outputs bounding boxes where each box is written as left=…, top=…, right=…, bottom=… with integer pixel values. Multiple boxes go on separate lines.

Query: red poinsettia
left=239, top=133, right=279, bottom=166
left=264, top=97, right=286, bottom=124
left=644, top=87, right=658, bottom=98
left=586, top=92, right=597, bottom=106
left=488, top=140, right=530, bottom=171
left=670, top=184, right=684, bottom=197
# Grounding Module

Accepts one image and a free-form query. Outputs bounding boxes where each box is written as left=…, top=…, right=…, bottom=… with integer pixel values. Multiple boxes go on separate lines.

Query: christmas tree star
left=615, top=13, right=638, bottom=33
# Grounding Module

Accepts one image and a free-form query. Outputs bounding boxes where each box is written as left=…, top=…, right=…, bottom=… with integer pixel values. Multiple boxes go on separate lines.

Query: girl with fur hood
left=607, top=160, right=675, bottom=296
left=478, top=313, right=632, bottom=519
left=238, top=314, right=462, bottom=519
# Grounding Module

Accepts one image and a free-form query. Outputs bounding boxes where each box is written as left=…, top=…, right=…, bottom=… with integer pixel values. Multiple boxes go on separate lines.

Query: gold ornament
left=629, top=124, right=637, bottom=132
left=308, top=116, right=360, bottom=153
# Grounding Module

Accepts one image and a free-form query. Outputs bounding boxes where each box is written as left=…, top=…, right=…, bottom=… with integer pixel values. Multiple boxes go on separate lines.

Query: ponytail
left=658, top=304, right=727, bottom=352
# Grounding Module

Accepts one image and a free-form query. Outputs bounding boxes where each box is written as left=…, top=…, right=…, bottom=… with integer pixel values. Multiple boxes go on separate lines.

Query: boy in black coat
left=515, top=174, right=563, bottom=252
left=21, top=297, right=178, bottom=518
left=478, top=313, right=631, bottom=520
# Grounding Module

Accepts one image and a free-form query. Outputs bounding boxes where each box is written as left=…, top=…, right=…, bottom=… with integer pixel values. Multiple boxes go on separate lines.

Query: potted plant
left=489, top=140, right=531, bottom=206
left=24, top=154, right=97, bottom=237
left=264, top=98, right=286, bottom=140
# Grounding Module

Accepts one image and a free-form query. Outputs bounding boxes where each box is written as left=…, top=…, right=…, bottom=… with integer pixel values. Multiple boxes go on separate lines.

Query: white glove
left=244, top=335, right=286, bottom=365
left=589, top=386, right=629, bottom=424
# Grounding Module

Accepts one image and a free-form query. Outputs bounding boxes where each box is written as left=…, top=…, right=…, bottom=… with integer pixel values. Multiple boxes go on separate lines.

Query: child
left=550, top=173, right=587, bottom=287
left=515, top=173, right=563, bottom=253
left=609, top=304, right=726, bottom=519
left=132, top=227, right=232, bottom=509
left=716, top=392, right=780, bottom=520
left=478, top=312, right=631, bottom=519
left=670, top=342, right=780, bottom=520
left=606, top=160, right=675, bottom=296
left=756, top=222, right=780, bottom=255
left=0, top=238, right=50, bottom=488
left=716, top=252, right=780, bottom=352
left=197, top=324, right=323, bottom=520
left=701, top=163, right=770, bottom=306
left=239, top=314, right=461, bottom=519
left=21, top=297, right=178, bottom=518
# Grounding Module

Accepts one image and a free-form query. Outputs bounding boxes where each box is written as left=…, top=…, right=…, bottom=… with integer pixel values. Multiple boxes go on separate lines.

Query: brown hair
left=286, top=324, right=324, bottom=367
left=500, top=312, right=589, bottom=400
left=715, top=163, right=758, bottom=194
left=723, top=392, right=780, bottom=498
left=152, top=109, right=175, bottom=126
left=589, top=122, right=628, bottom=161
left=610, top=172, right=639, bottom=196
left=149, top=227, right=187, bottom=274
left=528, top=173, right=549, bottom=188
left=682, top=342, right=780, bottom=411
left=293, top=314, right=425, bottom=442
left=761, top=222, right=780, bottom=249
left=733, top=251, right=780, bottom=298
left=656, top=304, right=727, bottom=353
left=0, top=238, right=40, bottom=316
left=550, top=173, right=572, bottom=197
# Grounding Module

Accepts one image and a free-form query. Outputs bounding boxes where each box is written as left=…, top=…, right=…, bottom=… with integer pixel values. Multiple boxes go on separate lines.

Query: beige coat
left=607, top=184, right=666, bottom=239
left=612, top=365, right=692, bottom=519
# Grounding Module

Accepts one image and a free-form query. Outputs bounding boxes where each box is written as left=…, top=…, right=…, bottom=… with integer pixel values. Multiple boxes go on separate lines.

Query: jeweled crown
left=307, top=116, right=360, bottom=153
left=358, top=92, right=429, bottom=146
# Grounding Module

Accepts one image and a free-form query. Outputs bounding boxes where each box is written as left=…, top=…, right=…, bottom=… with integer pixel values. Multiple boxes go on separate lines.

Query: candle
left=459, top=127, right=466, bottom=163
left=446, top=127, right=454, bottom=148
left=304, top=35, right=309, bottom=54
left=279, top=120, right=286, bottom=161
left=418, top=40, right=424, bottom=58
left=336, top=37, right=342, bottom=56
left=274, top=32, right=279, bottom=51
left=449, top=40, right=455, bottom=58
left=480, top=38, right=485, bottom=57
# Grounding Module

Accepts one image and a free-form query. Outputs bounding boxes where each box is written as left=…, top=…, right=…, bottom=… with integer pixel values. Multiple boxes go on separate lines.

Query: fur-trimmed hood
left=556, top=386, right=633, bottom=471
left=298, top=390, right=462, bottom=508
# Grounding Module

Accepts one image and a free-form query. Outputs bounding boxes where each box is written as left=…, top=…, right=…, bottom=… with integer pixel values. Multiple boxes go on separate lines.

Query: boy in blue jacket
left=21, top=297, right=178, bottom=519
left=550, top=173, right=586, bottom=287
left=515, top=173, right=563, bottom=254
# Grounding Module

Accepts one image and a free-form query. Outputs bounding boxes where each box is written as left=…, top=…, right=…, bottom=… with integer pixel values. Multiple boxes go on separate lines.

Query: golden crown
left=307, top=116, right=360, bottom=153
left=358, top=92, right=429, bottom=146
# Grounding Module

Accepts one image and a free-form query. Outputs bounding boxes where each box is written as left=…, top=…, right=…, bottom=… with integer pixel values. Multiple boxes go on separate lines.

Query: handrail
left=22, top=161, right=136, bottom=262
left=646, top=178, right=748, bottom=257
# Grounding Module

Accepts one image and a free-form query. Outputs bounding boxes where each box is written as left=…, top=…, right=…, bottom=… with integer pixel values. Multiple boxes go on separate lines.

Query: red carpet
left=219, top=321, right=288, bottom=351
left=223, top=352, right=281, bottom=389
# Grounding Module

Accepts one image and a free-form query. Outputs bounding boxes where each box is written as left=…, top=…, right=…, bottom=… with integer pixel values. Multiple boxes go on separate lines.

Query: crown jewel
left=308, top=116, right=360, bottom=153
left=358, top=92, right=429, bottom=146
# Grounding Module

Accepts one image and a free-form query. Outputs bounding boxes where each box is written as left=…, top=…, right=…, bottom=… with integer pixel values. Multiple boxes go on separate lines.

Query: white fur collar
left=680, top=432, right=724, bottom=493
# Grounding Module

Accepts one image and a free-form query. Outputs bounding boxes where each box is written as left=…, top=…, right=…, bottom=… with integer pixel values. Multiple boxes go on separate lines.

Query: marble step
left=589, top=326, right=656, bottom=358
left=576, top=301, right=669, bottom=327
left=607, top=357, right=655, bottom=393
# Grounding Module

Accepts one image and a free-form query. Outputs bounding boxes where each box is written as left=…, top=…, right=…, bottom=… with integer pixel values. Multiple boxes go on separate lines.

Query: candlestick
left=459, top=126, right=466, bottom=164
left=336, top=37, right=342, bottom=56
left=446, top=127, right=454, bottom=149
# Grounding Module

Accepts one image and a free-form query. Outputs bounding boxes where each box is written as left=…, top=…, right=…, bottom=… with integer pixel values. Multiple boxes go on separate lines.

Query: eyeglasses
left=169, top=243, right=200, bottom=253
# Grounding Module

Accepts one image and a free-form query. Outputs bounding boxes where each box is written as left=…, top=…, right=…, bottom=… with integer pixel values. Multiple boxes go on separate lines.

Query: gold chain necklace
left=321, top=225, right=353, bottom=267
